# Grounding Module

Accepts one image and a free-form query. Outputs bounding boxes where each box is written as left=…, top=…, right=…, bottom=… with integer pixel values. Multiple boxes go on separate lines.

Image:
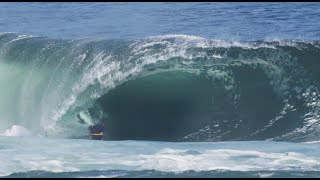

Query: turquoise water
left=1, top=2, right=320, bottom=178
left=1, top=137, right=320, bottom=178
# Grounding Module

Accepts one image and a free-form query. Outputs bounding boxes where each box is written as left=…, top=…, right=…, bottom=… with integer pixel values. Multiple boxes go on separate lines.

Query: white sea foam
left=0, top=125, right=33, bottom=137
left=6, top=35, right=33, bottom=43
left=130, top=149, right=320, bottom=172
left=304, top=141, right=320, bottom=144
left=258, top=172, right=274, bottom=178
left=1, top=138, right=319, bottom=177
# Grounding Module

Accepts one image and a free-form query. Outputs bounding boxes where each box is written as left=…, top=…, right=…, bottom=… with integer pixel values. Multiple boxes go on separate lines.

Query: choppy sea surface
left=1, top=2, right=320, bottom=178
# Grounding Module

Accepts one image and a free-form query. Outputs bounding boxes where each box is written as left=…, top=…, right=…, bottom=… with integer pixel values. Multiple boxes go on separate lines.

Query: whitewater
left=1, top=2, right=320, bottom=178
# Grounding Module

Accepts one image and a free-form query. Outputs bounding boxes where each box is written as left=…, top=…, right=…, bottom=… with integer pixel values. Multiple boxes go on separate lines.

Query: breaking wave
left=0, top=33, right=319, bottom=142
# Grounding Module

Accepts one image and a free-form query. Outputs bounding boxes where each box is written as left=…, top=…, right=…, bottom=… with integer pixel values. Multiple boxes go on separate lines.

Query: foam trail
left=1, top=138, right=320, bottom=177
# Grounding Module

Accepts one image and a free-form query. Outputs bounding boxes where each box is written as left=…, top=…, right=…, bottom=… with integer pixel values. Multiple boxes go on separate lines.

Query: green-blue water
left=1, top=2, right=320, bottom=178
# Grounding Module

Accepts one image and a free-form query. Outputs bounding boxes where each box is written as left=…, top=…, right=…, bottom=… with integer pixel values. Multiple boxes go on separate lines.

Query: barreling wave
left=0, top=33, right=319, bottom=142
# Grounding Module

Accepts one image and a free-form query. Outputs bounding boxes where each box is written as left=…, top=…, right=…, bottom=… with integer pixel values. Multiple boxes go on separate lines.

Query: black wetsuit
left=89, top=121, right=105, bottom=140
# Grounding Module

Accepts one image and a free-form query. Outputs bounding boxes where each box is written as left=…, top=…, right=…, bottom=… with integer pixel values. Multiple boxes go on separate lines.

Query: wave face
left=0, top=33, right=320, bottom=142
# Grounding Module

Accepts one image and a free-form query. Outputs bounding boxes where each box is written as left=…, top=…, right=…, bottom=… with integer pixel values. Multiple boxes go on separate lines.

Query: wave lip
left=0, top=33, right=319, bottom=142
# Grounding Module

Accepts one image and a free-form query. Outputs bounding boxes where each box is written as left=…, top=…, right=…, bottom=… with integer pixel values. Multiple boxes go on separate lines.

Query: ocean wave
left=0, top=33, right=319, bottom=142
